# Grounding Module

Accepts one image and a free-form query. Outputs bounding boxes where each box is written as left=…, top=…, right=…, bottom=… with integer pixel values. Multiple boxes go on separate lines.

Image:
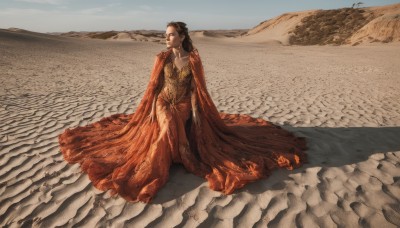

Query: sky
left=0, top=0, right=399, bottom=33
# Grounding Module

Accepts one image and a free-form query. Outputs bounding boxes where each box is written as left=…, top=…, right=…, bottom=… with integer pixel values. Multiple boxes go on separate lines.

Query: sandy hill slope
left=349, top=4, right=400, bottom=44
left=240, top=3, right=400, bottom=45
left=238, top=10, right=315, bottom=45
left=58, top=30, right=166, bottom=43
left=1, top=28, right=71, bottom=45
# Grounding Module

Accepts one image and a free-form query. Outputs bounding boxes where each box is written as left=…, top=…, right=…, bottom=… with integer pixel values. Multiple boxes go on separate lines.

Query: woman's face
left=165, top=26, right=184, bottom=49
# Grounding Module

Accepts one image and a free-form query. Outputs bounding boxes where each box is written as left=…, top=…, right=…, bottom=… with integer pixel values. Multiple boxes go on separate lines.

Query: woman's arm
left=191, top=77, right=201, bottom=127
left=149, top=95, right=157, bottom=122
left=149, top=73, right=164, bottom=123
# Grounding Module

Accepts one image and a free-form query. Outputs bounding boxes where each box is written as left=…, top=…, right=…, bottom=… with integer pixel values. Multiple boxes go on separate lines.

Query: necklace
left=170, top=53, right=189, bottom=72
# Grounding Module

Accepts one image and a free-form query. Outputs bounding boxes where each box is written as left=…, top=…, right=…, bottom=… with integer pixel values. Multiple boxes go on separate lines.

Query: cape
left=58, top=48, right=307, bottom=203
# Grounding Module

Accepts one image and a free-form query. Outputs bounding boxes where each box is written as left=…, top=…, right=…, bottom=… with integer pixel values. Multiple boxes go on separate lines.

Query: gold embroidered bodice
left=158, top=56, right=192, bottom=104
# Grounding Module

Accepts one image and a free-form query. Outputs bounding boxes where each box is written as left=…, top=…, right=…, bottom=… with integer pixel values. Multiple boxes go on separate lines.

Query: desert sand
left=0, top=26, right=399, bottom=228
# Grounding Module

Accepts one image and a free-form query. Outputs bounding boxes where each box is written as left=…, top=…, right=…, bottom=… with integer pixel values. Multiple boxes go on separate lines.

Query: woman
left=58, top=21, right=307, bottom=203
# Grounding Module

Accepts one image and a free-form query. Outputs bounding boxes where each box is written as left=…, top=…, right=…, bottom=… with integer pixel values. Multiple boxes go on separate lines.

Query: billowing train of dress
left=58, top=48, right=307, bottom=203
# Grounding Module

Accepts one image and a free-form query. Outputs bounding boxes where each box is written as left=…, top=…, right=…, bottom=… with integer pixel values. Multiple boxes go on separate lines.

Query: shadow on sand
left=151, top=126, right=400, bottom=204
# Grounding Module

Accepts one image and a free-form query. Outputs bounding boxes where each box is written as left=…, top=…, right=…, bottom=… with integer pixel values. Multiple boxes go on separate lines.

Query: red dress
left=58, top=48, right=307, bottom=203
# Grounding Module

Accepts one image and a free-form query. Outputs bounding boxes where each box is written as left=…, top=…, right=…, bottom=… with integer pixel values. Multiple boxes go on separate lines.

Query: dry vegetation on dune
left=235, top=3, right=400, bottom=45
left=289, top=8, right=374, bottom=45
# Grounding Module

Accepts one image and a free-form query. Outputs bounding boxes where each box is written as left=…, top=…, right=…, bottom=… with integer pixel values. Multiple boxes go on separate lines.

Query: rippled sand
left=0, top=29, right=399, bottom=227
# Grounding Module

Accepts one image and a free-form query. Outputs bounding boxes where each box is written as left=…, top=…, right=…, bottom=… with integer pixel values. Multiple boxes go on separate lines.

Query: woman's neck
left=172, top=47, right=187, bottom=59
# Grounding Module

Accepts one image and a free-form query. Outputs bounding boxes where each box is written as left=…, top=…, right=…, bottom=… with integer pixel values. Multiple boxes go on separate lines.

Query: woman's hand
left=148, top=109, right=156, bottom=123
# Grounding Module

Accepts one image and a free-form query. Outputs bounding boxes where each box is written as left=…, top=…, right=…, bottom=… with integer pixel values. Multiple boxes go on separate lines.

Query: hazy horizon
left=1, top=0, right=399, bottom=33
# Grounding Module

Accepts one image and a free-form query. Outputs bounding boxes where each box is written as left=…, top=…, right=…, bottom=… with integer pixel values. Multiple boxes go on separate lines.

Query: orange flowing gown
left=58, top=48, right=307, bottom=203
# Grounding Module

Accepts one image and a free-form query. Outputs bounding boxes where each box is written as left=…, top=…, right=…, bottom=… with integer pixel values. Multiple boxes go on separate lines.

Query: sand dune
left=52, top=3, right=400, bottom=46
left=238, top=10, right=314, bottom=45
left=58, top=29, right=245, bottom=44
left=200, top=30, right=247, bottom=38
left=112, top=32, right=132, bottom=40
left=240, top=3, right=400, bottom=45
left=349, top=12, right=400, bottom=44
left=190, top=31, right=224, bottom=40
left=0, top=29, right=400, bottom=227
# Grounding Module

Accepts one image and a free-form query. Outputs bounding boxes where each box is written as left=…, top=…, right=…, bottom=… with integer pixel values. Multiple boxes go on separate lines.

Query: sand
left=0, top=29, right=399, bottom=227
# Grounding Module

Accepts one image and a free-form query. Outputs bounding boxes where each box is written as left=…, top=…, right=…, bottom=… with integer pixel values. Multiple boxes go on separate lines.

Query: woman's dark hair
left=167, top=21, right=194, bottom=52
